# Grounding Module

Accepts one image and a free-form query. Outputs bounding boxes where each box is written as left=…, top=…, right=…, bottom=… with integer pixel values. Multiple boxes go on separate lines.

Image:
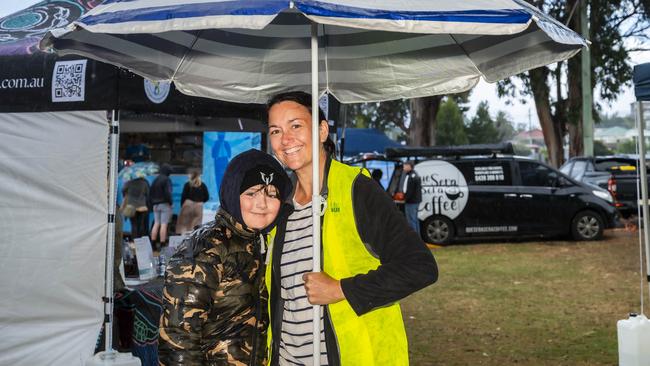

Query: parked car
left=386, top=143, right=619, bottom=245
left=560, top=156, right=647, bottom=218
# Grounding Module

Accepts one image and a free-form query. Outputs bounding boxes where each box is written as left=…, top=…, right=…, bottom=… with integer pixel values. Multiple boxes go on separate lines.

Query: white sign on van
left=474, top=166, right=504, bottom=182
left=416, top=160, right=469, bottom=220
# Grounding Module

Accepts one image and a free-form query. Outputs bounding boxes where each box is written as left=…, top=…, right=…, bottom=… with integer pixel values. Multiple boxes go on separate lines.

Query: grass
left=402, top=230, right=648, bottom=366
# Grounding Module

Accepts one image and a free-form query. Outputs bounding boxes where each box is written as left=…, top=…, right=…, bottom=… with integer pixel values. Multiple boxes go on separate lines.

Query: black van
left=386, top=144, right=619, bottom=245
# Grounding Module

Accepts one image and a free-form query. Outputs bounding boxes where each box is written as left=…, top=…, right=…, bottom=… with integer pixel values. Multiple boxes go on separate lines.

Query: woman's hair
left=189, top=169, right=202, bottom=187
left=266, top=91, right=336, bottom=156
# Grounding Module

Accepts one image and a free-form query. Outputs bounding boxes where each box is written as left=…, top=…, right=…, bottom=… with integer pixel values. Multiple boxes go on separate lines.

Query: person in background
left=175, top=169, right=210, bottom=234
left=150, top=164, right=173, bottom=249
left=402, top=161, right=423, bottom=237
left=159, top=149, right=292, bottom=366
left=125, top=135, right=150, bottom=163
left=371, top=168, right=383, bottom=187
left=265, top=91, right=437, bottom=366
left=121, top=170, right=150, bottom=239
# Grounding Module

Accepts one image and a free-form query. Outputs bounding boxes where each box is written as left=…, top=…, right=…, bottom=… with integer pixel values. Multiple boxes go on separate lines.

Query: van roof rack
left=385, top=142, right=514, bottom=158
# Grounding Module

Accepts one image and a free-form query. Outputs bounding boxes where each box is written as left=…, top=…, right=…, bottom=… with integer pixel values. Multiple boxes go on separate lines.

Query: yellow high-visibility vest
left=266, top=159, right=409, bottom=365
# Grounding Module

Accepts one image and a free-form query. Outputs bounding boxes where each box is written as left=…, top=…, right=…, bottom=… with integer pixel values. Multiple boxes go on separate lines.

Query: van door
left=515, top=160, right=574, bottom=235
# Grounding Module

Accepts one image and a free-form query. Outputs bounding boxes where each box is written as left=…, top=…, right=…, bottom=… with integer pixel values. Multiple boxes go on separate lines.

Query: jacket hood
left=159, top=164, right=172, bottom=176
left=219, top=149, right=292, bottom=229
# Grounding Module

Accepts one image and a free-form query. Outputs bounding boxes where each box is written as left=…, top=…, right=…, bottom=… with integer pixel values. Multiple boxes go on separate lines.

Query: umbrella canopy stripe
left=294, top=1, right=532, bottom=24
left=81, top=1, right=289, bottom=26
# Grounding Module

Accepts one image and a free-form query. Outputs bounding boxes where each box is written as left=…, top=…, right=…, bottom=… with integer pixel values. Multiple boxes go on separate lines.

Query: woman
left=265, top=91, right=438, bottom=365
left=121, top=171, right=150, bottom=239
left=176, top=169, right=210, bottom=234
left=159, top=149, right=292, bottom=366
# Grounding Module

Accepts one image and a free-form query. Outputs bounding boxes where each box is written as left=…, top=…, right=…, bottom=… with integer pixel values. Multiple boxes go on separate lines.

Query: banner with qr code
left=51, top=59, right=87, bottom=103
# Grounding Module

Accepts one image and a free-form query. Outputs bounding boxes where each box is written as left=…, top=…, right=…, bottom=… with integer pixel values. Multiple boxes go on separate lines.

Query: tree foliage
left=436, top=98, right=468, bottom=146
left=496, top=0, right=649, bottom=167
left=465, top=101, right=500, bottom=144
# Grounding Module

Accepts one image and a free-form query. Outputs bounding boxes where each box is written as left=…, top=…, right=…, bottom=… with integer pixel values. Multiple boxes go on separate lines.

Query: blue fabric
left=337, top=128, right=402, bottom=157
left=294, top=0, right=531, bottom=24
left=82, top=0, right=289, bottom=26
left=634, top=63, right=650, bottom=101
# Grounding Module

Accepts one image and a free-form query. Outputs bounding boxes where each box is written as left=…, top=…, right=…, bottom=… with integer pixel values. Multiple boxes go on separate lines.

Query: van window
left=455, top=161, right=512, bottom=186
left=519, top=161, right=557, bottom=187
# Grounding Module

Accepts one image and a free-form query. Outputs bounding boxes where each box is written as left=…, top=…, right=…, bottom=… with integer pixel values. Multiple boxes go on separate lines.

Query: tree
left=497, top=0, right=649, bottom=167
left=495, top=111, right=517, bottom=142
left=465, top=101, right=500, bottom=144
left=436, top=98, right=468, bottom=146
left=594, top=140, right=613, bottom=155
left=344, top=100, right=410, bottom=141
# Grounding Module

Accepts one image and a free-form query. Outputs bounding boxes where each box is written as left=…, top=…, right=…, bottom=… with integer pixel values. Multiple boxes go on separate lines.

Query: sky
left=1, top=0, right=648, bottom=129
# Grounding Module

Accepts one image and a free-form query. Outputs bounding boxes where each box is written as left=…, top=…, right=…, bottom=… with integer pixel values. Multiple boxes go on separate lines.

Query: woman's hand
left=303, top=272, right=345, bottom=305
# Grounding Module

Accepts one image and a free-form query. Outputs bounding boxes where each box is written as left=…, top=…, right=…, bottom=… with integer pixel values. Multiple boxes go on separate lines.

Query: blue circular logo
left=144, top=79, right=171, bottom=104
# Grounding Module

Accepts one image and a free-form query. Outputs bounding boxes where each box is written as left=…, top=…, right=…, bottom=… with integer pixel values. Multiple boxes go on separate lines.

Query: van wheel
left=423, top=216, right=454, bottom=245
left=571, top=210, right=604, bottom=241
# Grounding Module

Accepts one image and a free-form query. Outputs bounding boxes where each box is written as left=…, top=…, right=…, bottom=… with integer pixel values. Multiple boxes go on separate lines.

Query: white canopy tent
left=0, top=110, right=110, bottom=365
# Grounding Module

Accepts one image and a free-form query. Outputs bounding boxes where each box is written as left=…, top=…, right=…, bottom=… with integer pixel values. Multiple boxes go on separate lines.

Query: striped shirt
left=279, top=200, right=328, bottom=366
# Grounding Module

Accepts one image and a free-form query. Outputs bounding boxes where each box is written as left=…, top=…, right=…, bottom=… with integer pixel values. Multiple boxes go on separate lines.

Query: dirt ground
left=401, top=229, right=648, bottom=366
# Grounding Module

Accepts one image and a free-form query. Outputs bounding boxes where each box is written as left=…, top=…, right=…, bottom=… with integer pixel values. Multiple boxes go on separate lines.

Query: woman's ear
left=319, top=120, right=329, bottom=143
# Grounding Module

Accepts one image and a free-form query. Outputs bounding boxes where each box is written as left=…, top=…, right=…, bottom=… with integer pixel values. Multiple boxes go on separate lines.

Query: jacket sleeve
left=165, top=179, right=173, bottom=205
left=339, top=175, right=438, bottom=316
left=158, top=258, right=219, bottom=365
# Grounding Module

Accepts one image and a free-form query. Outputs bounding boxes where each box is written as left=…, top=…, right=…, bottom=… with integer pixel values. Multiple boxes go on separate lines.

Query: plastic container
left=617, top=313, right=650, bottom=366
left=85, top=351, right=141, bottom=366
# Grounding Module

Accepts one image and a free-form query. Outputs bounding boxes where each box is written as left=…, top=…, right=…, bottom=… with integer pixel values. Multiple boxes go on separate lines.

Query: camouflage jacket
left=159, top=209, right=267, bottom=366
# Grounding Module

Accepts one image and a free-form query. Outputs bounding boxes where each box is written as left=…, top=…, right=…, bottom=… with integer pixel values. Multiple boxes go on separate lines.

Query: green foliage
left=495, top=111, right=517, bottom=142
left=513, top=143, right=532, bottom=156
left=598, top=113, right=635, bottom=129
left=465, top=101, right=500, bottom=144
left=594, top=140, right=614, bottom=155
left=436, top=98, right=468, bottom=146
left=615, top=138, right=647, bottom=154
left=344, top=100, right=409, bottom=140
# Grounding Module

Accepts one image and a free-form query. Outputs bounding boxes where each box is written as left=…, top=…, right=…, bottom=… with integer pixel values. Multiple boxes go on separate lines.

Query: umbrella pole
left=105, top=110, right=120, bottom=354
left=310, top=22, right=322, bottom=366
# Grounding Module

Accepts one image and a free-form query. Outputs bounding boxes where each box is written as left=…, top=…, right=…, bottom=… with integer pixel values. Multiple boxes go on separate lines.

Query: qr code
left=51, top=60, right=87, bottom=102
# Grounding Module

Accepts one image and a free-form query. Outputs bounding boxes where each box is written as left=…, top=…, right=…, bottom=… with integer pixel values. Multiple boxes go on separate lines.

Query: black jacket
left=404, top=170, right=422, bottom=204
left=268, top=158, right=438, bottom=365
left=150, top=165, right=172, bottom=206
left=180, top=182, right=209, bottom=205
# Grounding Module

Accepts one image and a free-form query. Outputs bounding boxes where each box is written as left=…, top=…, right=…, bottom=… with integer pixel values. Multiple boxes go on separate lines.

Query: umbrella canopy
left=41, top=0, right=587, bottom=104
left=118, top=161, right=159, bottom=181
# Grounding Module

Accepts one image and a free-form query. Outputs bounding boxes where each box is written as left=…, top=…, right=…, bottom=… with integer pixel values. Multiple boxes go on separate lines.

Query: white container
left=618, top=313, right=650, bottom=366
left=85, top=351, right=141, bottom=366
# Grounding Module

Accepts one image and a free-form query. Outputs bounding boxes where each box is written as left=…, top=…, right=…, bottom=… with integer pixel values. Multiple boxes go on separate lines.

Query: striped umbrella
left=41, top=1, right=587, bottom=363
left=40, top=0, right=587, bottom=104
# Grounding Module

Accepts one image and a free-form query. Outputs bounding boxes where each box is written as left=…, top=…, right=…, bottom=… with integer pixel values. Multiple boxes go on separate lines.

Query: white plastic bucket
left=617, top=313, right=650, bottom=366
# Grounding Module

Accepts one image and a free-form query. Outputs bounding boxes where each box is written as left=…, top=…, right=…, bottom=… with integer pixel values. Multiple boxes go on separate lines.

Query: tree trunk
left=530, top=68, right=565, bottom=167
left=566, top=0, right=583, bottom=157
left=409, top=96, right=442, bottom=146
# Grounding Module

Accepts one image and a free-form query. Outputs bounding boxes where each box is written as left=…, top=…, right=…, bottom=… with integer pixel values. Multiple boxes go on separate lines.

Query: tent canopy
left=634, top=63, right=650, bottom=102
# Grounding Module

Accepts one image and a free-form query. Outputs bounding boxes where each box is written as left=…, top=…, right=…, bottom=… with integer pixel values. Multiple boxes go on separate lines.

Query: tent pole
left=637, top=101, right=650, bottom=307
left=310, top=21, right=322, bottom=366
left=104, top=110, right=120, bottom=354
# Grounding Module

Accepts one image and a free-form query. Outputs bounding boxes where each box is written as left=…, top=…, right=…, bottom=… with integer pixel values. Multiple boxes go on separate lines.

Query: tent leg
left=104, top=110, right=120, bottom=354
left=637, top=102, right=650, bottom=311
